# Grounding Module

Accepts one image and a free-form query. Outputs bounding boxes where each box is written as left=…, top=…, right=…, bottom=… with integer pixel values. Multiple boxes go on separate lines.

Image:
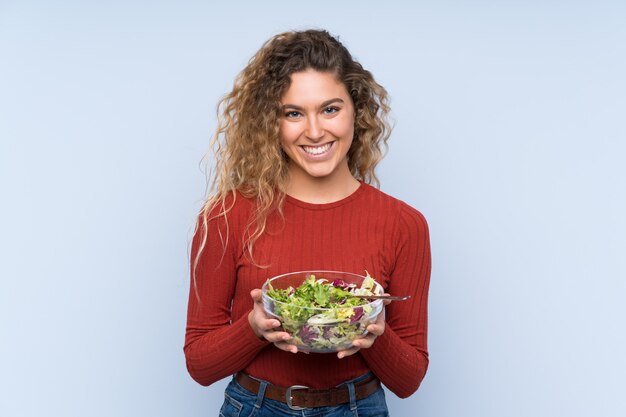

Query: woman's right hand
left=248, top=289, right=298, bottom=353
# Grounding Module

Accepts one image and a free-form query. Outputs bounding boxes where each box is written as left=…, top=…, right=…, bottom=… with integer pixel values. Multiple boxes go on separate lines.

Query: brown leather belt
left=235, top=372, right=380, bottom=410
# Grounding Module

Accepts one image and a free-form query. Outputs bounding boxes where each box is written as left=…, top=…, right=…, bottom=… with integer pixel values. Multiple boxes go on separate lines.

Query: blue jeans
left=219, top=373, right=389, bottom=417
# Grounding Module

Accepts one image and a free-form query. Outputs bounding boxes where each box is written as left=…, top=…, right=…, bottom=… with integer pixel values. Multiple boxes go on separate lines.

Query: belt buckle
left=285, top=384, right=309, bottom=410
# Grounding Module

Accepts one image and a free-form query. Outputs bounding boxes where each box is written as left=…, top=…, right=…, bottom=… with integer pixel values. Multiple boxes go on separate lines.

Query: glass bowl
left=261, top=270, right=384, bottom=353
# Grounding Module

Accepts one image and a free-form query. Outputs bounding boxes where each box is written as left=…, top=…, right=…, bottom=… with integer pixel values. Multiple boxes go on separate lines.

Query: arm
left=358, top=204, right=431, bottom=398
left=183, top=210, right=269, bottom=386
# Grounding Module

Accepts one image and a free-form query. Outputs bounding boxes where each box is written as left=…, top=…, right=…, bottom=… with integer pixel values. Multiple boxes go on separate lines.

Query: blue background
left=1, top=1, right=625, bottom=416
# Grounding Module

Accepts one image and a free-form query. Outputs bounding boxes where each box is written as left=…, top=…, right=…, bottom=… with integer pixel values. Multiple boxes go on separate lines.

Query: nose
left=304, top=115, right=324, bottom=141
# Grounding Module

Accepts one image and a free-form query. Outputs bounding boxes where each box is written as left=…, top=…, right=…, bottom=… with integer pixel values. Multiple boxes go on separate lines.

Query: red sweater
left=184, top=182, right=431, bottom=398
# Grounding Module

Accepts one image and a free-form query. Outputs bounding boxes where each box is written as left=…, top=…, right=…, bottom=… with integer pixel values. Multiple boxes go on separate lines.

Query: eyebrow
left=281, top=98, right=345, bottom=111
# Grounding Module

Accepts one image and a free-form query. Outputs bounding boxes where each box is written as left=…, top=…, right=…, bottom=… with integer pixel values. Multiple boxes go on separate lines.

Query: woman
left=184, top=29, right=431, bottom=416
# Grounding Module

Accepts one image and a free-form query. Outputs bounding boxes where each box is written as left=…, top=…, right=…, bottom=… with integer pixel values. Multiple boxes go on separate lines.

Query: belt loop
left=347, top=380, right=357, bottom=411
left=255, top=380, right=268, bottom=409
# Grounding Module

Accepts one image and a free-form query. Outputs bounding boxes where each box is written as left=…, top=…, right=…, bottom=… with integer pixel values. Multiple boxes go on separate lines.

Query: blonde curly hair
left=193, top=29, right=391, bottom=282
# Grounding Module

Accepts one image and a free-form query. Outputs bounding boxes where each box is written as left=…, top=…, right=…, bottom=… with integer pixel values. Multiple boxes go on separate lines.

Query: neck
left=284, top=164, right=360, bottom=204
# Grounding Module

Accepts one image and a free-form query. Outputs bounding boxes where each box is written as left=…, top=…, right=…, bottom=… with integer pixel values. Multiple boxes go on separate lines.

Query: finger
left=256, top=318, right=282, bottom=331
left=372, top=309, right=385, bottom=325
left=337, top=346, right=360, bottom=359
left=274, top=341, right=298, bottom=354
left=352, top=335, right=376, bottom=349
left=264, top=331, right=292, bottom=343
left=366, top=323, right=384, bottom=336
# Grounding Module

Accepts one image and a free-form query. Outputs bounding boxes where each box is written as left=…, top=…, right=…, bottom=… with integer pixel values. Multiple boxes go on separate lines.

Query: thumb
left=250, top=288, right=262, bottom=302
left=382, top=293, right=392, bottom=307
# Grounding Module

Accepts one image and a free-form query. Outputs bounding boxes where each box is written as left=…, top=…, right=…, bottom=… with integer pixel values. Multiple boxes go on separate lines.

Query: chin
left=303, top=167, right=337, bottom=179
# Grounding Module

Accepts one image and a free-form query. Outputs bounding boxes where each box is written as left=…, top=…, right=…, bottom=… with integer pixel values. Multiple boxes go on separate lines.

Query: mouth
left=301, top=142, right=334, bottom=156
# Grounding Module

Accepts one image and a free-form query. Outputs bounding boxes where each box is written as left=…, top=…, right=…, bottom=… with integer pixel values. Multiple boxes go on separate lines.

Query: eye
left=323, top=106, right=339, bottom=115
left=284, top=110, right=302, bottom=118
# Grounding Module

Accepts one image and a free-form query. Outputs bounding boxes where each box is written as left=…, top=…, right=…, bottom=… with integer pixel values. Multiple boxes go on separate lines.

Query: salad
left=263, top=272, right=383, bottom=352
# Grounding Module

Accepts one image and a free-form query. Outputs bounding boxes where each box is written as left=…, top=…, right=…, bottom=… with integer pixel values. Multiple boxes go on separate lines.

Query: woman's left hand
left=336, top=297, right=391, bottom=359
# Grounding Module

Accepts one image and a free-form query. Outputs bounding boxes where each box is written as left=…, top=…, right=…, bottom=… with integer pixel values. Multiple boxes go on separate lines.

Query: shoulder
left=359, top=183, right=428, bottom=226
left=196, top=190, right=256, bottom=234
left=206, top=190, right=254, bottom=217
left=191, top=190, right=256, bottom=256
left=362, top=184, right=428, bottom=240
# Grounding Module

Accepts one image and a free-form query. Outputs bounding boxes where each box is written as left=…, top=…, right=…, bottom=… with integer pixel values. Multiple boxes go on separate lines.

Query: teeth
left=303, top=143, right=332, bottom=155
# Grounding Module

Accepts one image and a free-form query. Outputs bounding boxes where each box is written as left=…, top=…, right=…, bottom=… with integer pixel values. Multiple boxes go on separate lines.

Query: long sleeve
left=359, top=203, right=431, bottom=398
left=183, top=184, right=431, bottom=394
left=183, top=206, right=269, bottom=386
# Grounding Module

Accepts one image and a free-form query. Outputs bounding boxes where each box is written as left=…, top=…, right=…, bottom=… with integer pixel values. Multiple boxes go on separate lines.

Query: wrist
left=248, top=310, right=263, bottom=339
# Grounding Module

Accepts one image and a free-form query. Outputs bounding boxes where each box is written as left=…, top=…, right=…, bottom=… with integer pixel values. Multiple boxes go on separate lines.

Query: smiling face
left=279, top=70, right=355, bottom=187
